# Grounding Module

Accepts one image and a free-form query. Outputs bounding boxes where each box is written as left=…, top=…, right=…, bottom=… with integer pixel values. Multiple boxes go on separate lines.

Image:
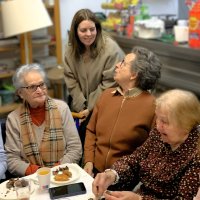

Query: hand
left=79, top=109, right=90, bottom=123
left=84, top=162, right=94, bottom=177
left=103, top=190, right=142, bottom=200
left=92, top=171, right=116, bottom=198
left=25, top=164, right=40, bottom=175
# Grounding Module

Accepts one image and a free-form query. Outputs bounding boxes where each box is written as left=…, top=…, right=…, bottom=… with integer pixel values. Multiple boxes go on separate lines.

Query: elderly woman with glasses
left=84, top=46, right=162, bottom=176
left=5, top=64, right=82, bottom=177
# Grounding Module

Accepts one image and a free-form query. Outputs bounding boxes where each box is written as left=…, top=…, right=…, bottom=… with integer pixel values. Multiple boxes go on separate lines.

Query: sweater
left=5, top=99, right=82, bottom=176
left=0, top=129, right=6, bottom=180
left=84, top=88, right=156, bottom=172
left=64, top=36, right=124, bottom=112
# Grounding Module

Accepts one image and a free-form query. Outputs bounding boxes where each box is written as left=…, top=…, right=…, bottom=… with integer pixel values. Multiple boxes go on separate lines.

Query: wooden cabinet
left=110, top=32, right=200, bottom=98
left=21, top=0, right=63, bottom=65
left=0, top=71, right=18, bottom=118
left=0, top=0, right=62, bottom=64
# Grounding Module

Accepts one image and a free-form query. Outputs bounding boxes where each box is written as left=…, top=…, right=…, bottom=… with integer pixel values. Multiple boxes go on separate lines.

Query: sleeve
left=140, top=160, right=200, bottom=200
left=64, top=48, right=86, bottom=112
left=84, top=93, right=102, bottom=164
left=111, top=130, right=156, bottom=191
left=87, top=41, right=124, bottom=111
left=58, top=101, right=82, bottom=164
left=173, top=159, right=200, bottom=200
left=5, top=112, right=30, bottom=176
left=0, top=129, right=7, bottom=180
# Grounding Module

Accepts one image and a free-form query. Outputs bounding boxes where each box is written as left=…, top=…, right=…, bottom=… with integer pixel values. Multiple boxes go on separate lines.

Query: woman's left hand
left=103, top=190, right=141, bottom=200
left=79, top=109, right=90, bottom=123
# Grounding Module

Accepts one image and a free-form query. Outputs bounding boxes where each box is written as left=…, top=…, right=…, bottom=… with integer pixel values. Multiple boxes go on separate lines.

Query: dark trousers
left=78, top=112, right=92, bottom=150
left=78, top=112, right=92, bottom=166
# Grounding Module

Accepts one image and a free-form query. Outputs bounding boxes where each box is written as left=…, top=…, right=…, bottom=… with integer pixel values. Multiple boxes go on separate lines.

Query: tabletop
left=30, top=163, right=94, bottom=200
left=0, top=163, right=95, bottom=200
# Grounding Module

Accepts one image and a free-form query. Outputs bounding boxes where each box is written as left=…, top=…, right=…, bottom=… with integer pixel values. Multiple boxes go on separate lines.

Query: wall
left=143, top=0, right=178, bottom=16
left=59, top=0, right=179, bottom=38
left=59, top=0, right=179, bottom=55
left=60, top=0, right=104, bottom=55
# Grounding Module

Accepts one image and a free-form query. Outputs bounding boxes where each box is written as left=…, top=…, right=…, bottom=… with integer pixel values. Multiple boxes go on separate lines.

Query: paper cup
left=174, top=25, right=189, bottom=43
left=37, top=167, right=51, bottom=190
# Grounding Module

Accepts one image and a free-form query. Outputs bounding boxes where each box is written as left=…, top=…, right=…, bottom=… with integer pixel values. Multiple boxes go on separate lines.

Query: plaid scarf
left=20, top=97, right=64, bottom=167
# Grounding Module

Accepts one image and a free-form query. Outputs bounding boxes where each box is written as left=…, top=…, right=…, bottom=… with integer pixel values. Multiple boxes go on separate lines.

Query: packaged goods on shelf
left=34, top=56, right=57, bottom=69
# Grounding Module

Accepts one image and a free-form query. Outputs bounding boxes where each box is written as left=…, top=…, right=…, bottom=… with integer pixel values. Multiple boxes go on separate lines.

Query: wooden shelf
left=0, top=0, right=63, bottom=118
left=0, top=103, right=20, bottom=116
left=32, top=40, right=56, bottom=47
left=0, top=46, right=19, bottom=52
left=0, top=71, right=15, bottom=79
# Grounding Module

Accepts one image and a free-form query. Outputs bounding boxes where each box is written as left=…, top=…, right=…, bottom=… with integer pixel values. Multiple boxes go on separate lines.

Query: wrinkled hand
left=103, top=190, right=141, bottom=200
left=92, top=172, right=115, bottom=198
left=84, top=162, right=94, bottom=177
left=79, top=109, right=90, bottom=123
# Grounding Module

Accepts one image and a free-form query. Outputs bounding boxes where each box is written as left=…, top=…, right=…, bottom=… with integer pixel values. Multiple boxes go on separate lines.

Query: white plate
left=0, top=179, right=36, bottom=200
left=51, top=164, right=80, bottom=185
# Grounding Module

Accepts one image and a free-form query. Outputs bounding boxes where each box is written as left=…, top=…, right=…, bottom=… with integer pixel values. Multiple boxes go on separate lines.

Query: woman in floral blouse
left=92, top=89, right=200, bottom=200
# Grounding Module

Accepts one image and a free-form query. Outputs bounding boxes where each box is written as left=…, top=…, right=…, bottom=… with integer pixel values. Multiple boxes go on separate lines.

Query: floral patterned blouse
left=112, top=126, right=200, bottom=200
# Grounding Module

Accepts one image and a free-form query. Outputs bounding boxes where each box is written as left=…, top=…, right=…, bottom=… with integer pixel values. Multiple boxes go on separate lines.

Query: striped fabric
left=20, top=97, right=64, bottom=167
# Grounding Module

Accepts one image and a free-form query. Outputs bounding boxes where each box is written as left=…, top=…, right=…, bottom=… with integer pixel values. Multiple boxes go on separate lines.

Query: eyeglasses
left=21, top=82, right=46, bottom=92
left=120, top=59, right=125, bottom=67
left=119, top=59, right=132, bottom=68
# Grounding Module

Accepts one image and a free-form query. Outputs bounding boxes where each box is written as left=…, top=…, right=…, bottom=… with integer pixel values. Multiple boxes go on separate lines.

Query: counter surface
left=110, top=33, right=200, bottom=97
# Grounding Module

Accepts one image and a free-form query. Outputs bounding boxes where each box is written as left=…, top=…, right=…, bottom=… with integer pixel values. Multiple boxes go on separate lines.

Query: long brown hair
left=68, top=9, right=105, bottom=59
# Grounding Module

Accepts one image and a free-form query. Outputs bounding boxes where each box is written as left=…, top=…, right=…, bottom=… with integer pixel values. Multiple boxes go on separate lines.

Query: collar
left=111, top=87, right=143, bottom=98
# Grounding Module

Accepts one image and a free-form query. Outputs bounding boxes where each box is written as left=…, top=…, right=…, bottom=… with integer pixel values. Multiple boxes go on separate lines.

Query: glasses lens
left=29, top=85, right=37, bottom=92
left=39, top=83, right=46, bottom=90
left=120, top=59, right=124, bottom=67
left=24, top=82, right=46, bottom=92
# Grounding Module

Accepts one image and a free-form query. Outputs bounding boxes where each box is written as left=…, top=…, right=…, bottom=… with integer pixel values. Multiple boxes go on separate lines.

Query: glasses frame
left=21, top=82, right=47, bottom=92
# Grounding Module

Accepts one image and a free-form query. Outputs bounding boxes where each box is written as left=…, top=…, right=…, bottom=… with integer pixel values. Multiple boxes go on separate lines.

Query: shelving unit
left=0, top=0, right=62, bottom=117
left=23, top=0, right=63, bottom=65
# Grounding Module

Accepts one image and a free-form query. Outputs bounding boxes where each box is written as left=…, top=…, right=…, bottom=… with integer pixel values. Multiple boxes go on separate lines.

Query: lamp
left=1, top=0, right=53, bottom=64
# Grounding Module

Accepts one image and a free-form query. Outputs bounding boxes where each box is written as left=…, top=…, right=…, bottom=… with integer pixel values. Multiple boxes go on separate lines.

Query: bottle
left=188, top=0, right=200, bottom=48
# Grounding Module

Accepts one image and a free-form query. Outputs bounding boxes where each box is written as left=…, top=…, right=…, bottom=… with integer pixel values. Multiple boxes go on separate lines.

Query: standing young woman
left=64, top=9, right=124, bottom=147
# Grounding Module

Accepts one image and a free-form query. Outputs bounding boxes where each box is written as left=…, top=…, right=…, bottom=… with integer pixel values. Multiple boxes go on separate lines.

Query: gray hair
left=131, top=46, right=162, bottom=91
left=12, top=63, right=46, bottom=90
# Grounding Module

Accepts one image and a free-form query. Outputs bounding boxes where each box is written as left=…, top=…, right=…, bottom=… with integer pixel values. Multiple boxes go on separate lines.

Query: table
left=29, top=164, right=94, bottom=200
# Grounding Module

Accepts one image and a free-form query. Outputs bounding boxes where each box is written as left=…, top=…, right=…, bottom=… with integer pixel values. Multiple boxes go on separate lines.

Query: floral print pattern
left=112, top=126, right=200, bottom=200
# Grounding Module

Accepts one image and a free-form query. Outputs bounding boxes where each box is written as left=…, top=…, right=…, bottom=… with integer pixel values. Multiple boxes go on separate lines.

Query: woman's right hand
left=84, top=162, right=94, bottom=177
left=92, top=171, right=116, bottom=198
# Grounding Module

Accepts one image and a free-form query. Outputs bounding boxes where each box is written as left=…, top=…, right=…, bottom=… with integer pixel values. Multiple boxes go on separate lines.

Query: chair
left=47, top=65, right=68, bottom=102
